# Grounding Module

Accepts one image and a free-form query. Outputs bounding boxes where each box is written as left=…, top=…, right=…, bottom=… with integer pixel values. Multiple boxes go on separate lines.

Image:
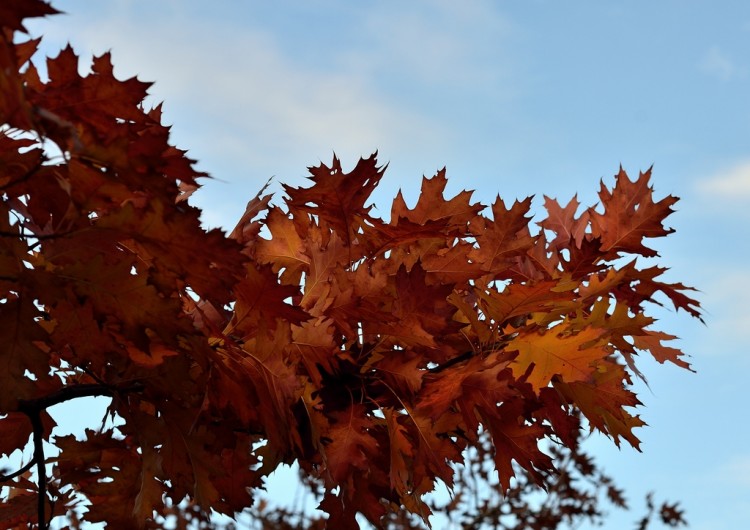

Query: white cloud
left=698, top=46, right=738, bottom=81
left=25, top=0, right=518, bottom=229
left=697, top=160, right=750, bottom=198
left=350, top=0, right=514, bottom=90
left=714, top=453, right=750, bottom=489
left=29, top=1, right=453, bottom=176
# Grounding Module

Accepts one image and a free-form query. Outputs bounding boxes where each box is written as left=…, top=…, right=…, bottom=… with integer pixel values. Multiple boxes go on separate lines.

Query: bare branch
left=0, top=457, right=36, bottom=482
left=17, top=382, right=144, bottom=412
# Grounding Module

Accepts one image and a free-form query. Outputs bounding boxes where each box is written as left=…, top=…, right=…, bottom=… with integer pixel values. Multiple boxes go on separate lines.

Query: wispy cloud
left=698, top=45, right=739, bottom=81
left=711, top=453, right=750, bottom=490
left=696, top=160, right=750, bottom=198
left=351, top=0, right=514, bottom=90
left=30, top=2, right=453, bottom=178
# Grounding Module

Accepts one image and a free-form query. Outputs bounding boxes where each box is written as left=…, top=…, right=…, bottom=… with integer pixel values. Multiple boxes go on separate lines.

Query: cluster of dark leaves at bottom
left=47, top=424, right=687, bottom=530
left=111, top=428, right=685, bottom=530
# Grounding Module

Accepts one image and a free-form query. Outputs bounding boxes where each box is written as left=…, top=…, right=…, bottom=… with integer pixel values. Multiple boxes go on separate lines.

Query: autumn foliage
left=0, top=2, right=701, bottom=529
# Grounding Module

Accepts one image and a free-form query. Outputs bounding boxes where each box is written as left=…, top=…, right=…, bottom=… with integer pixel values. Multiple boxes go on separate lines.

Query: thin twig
left=427, top=350, right=474, bottom=374
left=0, top=457, right=37, bottom=482
left=0, top=230, right=71, bottom=240
left=0, top=157, right=44, bottom=192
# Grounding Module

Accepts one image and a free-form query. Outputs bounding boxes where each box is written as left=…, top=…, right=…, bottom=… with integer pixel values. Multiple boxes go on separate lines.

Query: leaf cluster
left=0, top=2, right=701, bottom=528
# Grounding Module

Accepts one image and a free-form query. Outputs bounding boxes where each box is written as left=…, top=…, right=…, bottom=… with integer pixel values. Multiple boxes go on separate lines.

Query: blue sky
left=21, top=1, right=750, bottom=528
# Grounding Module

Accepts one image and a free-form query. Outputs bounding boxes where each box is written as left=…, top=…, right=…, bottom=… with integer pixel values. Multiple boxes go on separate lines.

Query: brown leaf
left=590, top=167, right=678, bottom=259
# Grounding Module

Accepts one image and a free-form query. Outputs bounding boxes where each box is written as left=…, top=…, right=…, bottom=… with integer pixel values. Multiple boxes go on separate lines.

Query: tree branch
left=17, top=382, right=144, bottom=412
left=0, top=457, right=36, bottom=482
left=29, top=410, right=47, bottom=530
left=14, top=382, right=144, bottom=529
left=428, top=350, right=474, bottom=374
left=0, top=230, right=71, bottom=240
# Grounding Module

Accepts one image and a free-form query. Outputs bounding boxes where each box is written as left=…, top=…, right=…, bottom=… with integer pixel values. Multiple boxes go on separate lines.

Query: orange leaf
left=508, top=325, right=608, bottom=391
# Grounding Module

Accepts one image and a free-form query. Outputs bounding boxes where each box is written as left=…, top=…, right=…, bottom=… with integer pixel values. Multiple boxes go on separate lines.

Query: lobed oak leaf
left=213, top=435, right=263, bottom=512
left=578, top=261, right=636, bottom=302
left=538, top=194, right=590, bottom=250
left=416, top=354, right=518, bottom=441
left=390, top=169, right=483, bottom=228
left=318, top=476, right=389, bottom=530
left=0, top=135, right=44, bottom=191
left=408, top=410, right=464, bottom=490
left=475, top=279, right=573, bottom=328
left=300, top=227, right=353, bottom=314
left=0, top=0, right=58, bottom=33
left=567, top=297, right=658, bottom=382
left=632, top=330, right=693, bottom=371
left=125, top=329, right=180, bottom=368
left=384, top=408, right=415, bottom=495
left=454, top=357, right=519, bottom=434
left=554, top=361, right=644, bottom=448
left=480, top=399, right=552, bottom=491
left=324, top=263, right=389, bottom=340
left=45, top=295, right=121, bottom=373
left=0, top=490, right=63, bottom=528
left=13, top=36, right=42, bottom=69
left=0, top=23, right=43, bottom=129
left=368, top=218, right=452, bottom=262
left=255, top=206, right=309, bottom=283
left=375, top=348, right=426, bottom=398
left=508, top=325, right=609, bottom=392
left=228, top=182, right=273, bottom=244
left=418, top=240, right=484, bottom=284
left=239, top=324, right=305, bottom=455
left=659, top=500, right=687, bottom=525
left=290, top=318, right=340, bottom=386
left=517, top=229, right=561, bottom=281
left=38, top=47, right=152, bottom=140
left=54, top=429, right=149, bottom=526
left=322, top=403, right=380, bottom=485
left=447, top=289, right=495, bottom=345
left=590, top=167, right=678, bottom=259
left=558, top=234, right=605, bottom=279
left=46, top=250, right=188, bottom=354
left=133, top=445, right=164, bottom=525
left=183, top=296, right=230, bottom=337
left=295, top=381, right=330, bottom=468
left=536, top=387, right=581, bottom=447
left=0, top=210, right=31, bottom=292
left=468, top=196, right=536, bottom=274
left=372, top=262, right=459, bottom=350
left=227, top=262, right=307, bottom=340
left=284, top=153, right=385, bottom=248
left=96, top=198, right=246, bottom=305
left=0, top=412, right=32, bottom=457
left=417, top=365, right=477, bottom=422
left=205, top=349, right=260, bottom=428
left=629, top=265, right=703, bottom=320
left=570, top=297, right=654, bottom=336
left=134, top=414, right=225, bottom=514
left=0, top=296, right=52, bottom=409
